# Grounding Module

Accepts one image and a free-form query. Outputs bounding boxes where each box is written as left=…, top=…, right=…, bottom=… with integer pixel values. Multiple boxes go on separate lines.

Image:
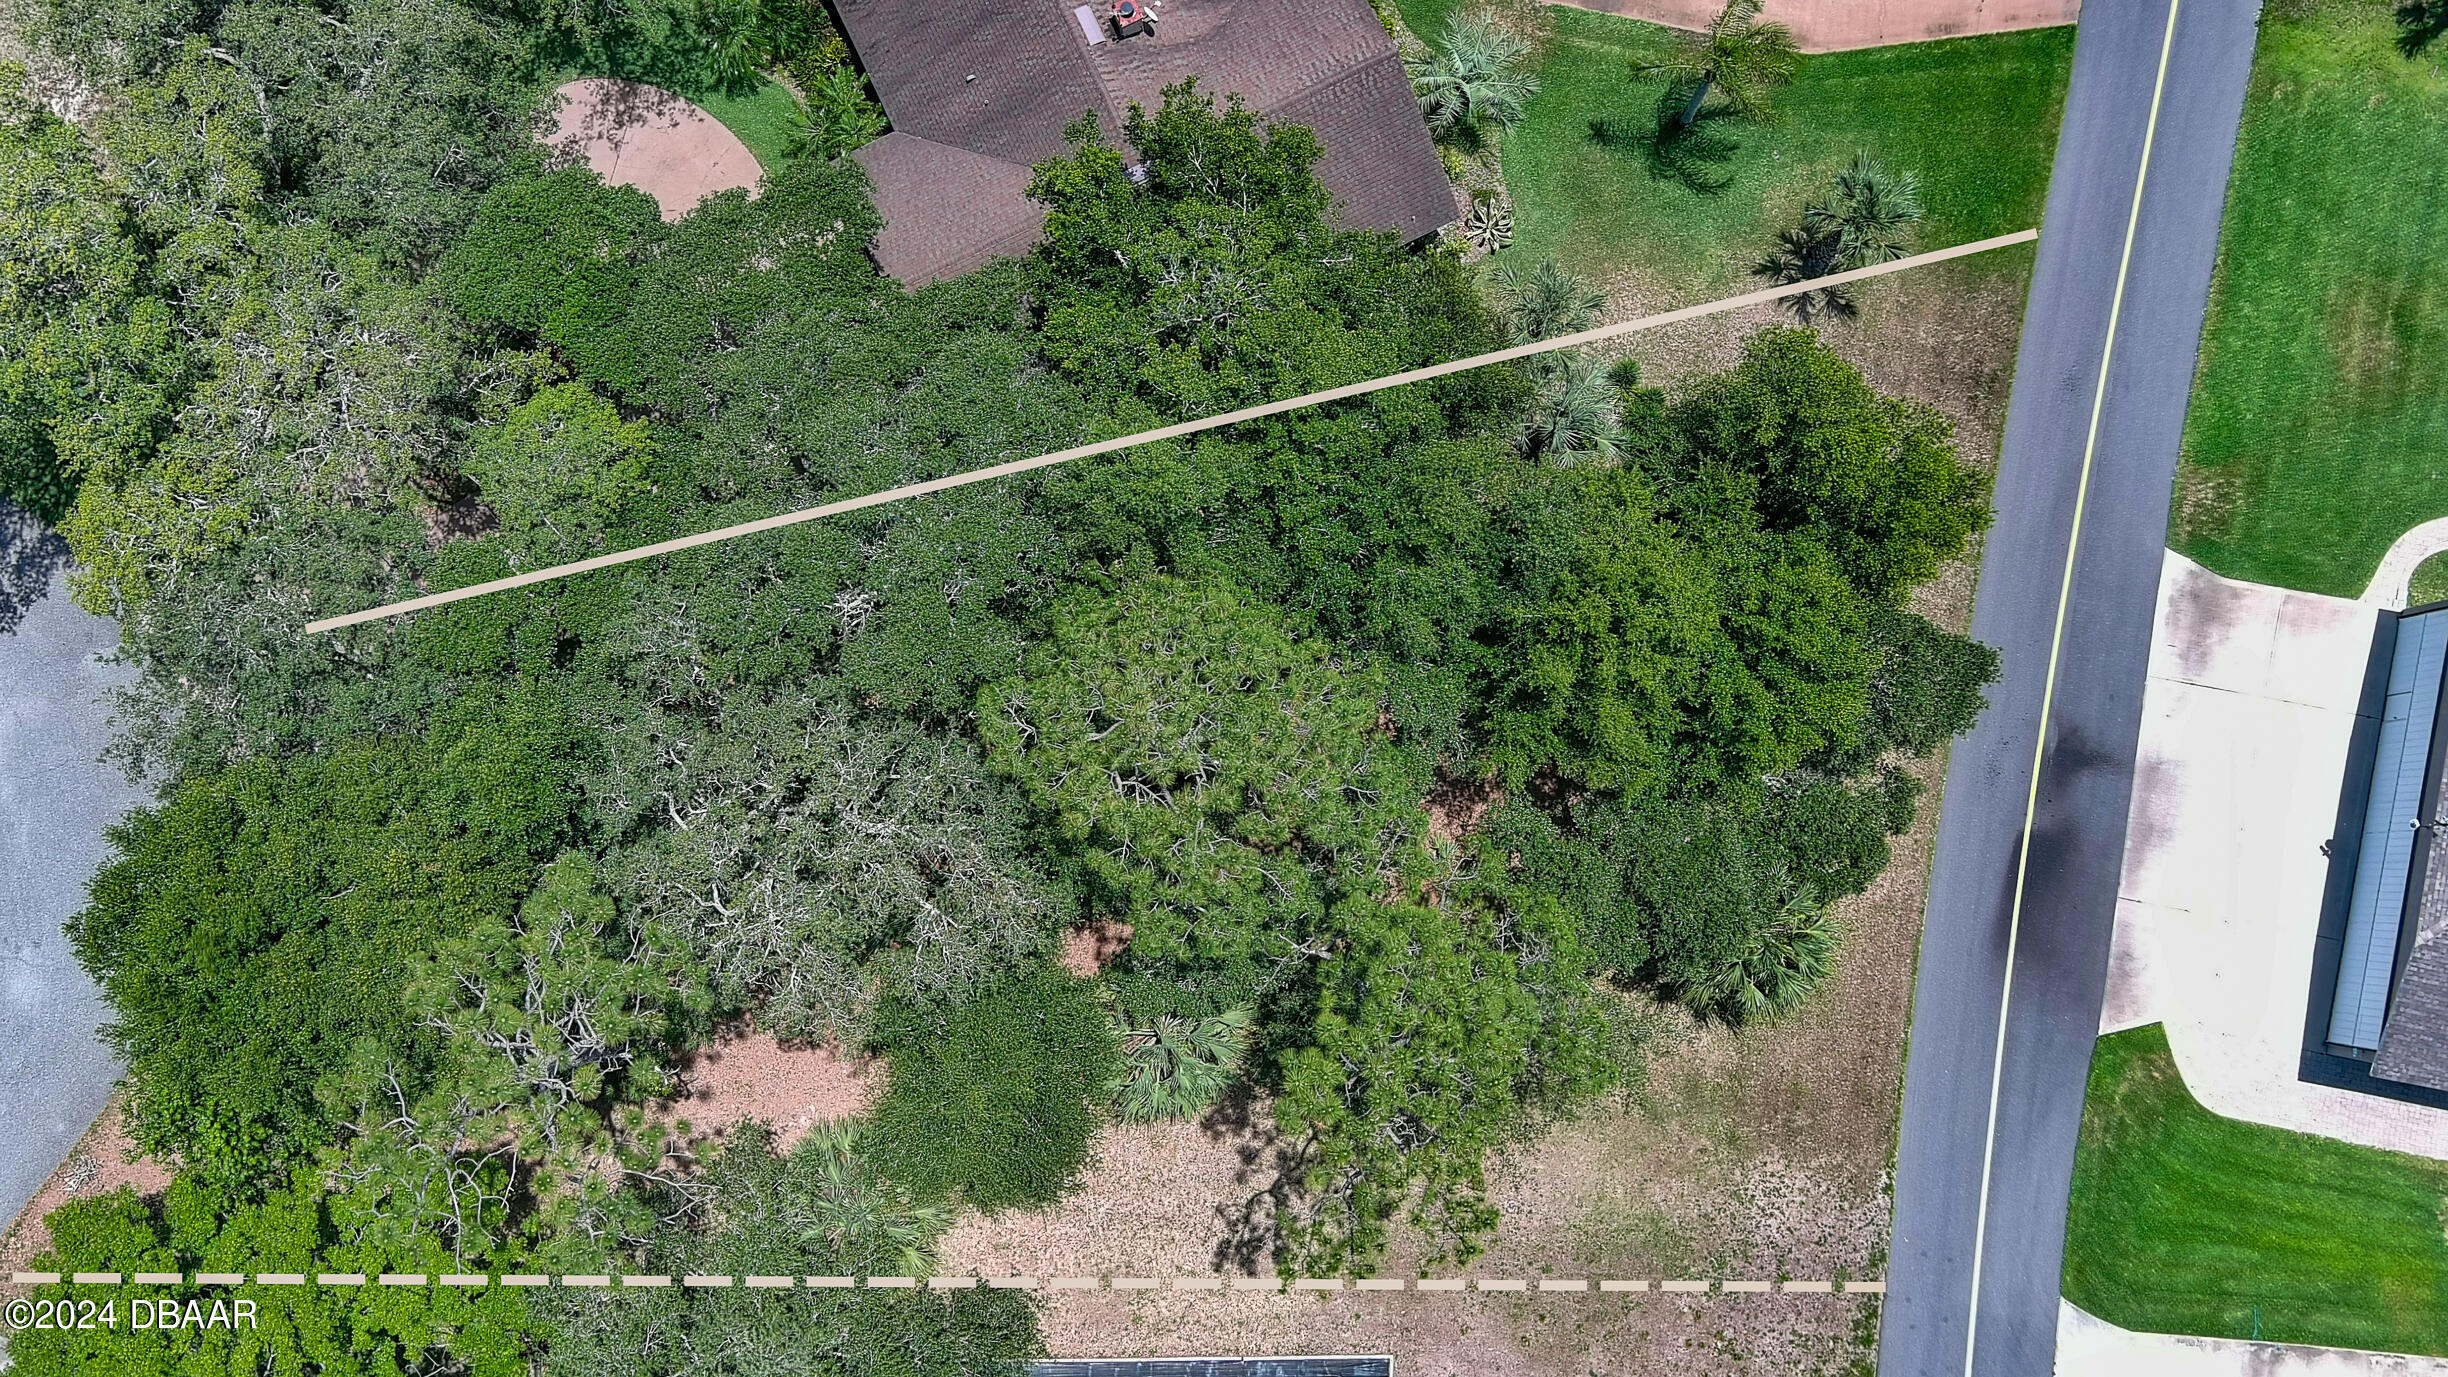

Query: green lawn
left=689, top=81, right=803, bottom=170
left=1396, top=4, right=2072, bottom=297
left=2416, top=550, right=2448, bottom=605
left=2062, top=1023, right=2448, bottom=1354
left=2169, top=3, right=2448, bottom=597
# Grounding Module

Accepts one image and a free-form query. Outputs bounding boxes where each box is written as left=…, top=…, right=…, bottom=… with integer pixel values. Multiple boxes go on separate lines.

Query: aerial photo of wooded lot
left=0, top=0, right=2050, bottom=1369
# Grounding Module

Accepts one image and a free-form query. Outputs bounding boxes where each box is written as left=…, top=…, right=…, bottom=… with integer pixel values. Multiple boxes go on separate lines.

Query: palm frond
left=1112, top=1007, right=1252, bottom=1122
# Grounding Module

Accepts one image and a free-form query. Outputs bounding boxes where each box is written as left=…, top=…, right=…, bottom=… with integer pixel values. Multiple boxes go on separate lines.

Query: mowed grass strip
left=1398, top=4, right=2071, bottom=295
left=2171, top=3, right=2448, bottom=597
left=2063, top=1023, right=2448, bottom=1355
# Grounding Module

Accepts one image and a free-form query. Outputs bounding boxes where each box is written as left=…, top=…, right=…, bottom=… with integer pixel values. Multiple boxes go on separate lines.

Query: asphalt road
left=1877, top=1, right=2261, bottom=1374
left=0, top=502, right=142, bottom=1232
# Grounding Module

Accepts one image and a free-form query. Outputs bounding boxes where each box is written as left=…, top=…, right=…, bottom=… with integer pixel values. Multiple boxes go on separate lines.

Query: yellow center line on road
left=302, top=229, right=2037, bottom=635
left=1958, top=1, right=2185, bottom=1373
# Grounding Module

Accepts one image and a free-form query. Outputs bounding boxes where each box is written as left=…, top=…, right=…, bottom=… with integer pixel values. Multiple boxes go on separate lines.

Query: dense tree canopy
left=70, top=691, right=574, bottom=1191
left=9, top=16, right=2004, bottom=1354
left=10, top=1175, right=541, bottom=1377
left=982, top=574, right=1428, bottom=1007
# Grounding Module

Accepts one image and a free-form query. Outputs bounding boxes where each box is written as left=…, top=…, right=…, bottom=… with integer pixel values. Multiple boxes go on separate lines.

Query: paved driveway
left=0, top=502, right=142, bottom=1232
left=2108, top=552, right=2448, bottom=1159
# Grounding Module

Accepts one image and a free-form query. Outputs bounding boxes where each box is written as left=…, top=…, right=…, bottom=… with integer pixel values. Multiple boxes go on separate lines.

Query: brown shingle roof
left=850, top=132, right=1049, bottom=286
left=838, top=0, right=1453, bottom=285
left=1269, top=51, right=1457, bottom=244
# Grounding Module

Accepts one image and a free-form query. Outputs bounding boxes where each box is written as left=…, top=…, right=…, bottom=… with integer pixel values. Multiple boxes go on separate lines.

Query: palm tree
left=1692, top=901, right=1839, bottom=1023
left=1492, top=257, right=1606, bottom=344
left=1408, top=12, right=1539, bottom=137
left=1519, top=350, right=1622, bottom=466
left=1635, top=0, right=1802, bottom=131
left=1755, top=154, right=1921, bottom=321
left=1806, top=154, right=1922, bottom=265
left=793, top=1120, right=952, bottom=1277
left=1112, top=1007, right=1252, bottom=1122
left=784, top=66, right=888, bottom=160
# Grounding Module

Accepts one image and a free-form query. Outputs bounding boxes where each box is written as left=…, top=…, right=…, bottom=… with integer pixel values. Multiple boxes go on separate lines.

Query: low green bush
left=867, top=968, right=1123, bottom=1213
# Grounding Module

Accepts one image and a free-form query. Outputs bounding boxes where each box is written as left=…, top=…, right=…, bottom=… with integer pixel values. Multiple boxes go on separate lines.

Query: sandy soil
left=647, top=1023, right=879, bottom=1153
left=1557, top=0, right=2080, bottom=52
left=0, top=1094, right=172, bottom=1276
left=1064, top=919, right=1136, bottom=979
left=545, top=78, right=761, bottom=222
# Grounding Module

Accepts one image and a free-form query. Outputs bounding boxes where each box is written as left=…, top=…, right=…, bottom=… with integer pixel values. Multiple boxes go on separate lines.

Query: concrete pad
left=545, top=79, right=760, bottom=223
left=2109, top=552, right=2448, bottom=1158
left=2058, top=1300, right=2448, bottom=1375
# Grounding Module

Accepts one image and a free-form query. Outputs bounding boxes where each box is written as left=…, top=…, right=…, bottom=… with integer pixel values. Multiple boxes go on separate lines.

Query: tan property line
left=302, top=229, right=2038, bottom=635
left=12, top=1269, right=1886, bottom=1295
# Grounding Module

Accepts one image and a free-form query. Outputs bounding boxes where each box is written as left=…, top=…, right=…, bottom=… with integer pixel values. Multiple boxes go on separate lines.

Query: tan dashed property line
left=299, top=230, right=2039, bottom=635
left=11, top=1270, right=1882, bottom=1295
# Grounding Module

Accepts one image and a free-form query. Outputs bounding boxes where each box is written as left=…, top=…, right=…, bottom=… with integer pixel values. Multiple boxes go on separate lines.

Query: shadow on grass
left=2400, top=0, right=2448, bottom=56
left=1589, top=86, right=1743, bottom=195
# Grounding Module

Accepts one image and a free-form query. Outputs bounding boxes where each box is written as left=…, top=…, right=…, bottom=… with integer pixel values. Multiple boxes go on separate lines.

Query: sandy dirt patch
left=1556, top=0, right=2078, bottom=52
left=648, top=1023, right=879, bottom=1153
left=0, top=1093, right=172, bottom=1276
left=545, top=78, right=761, bottom=222
left=1064, top=919, right=1136, bottom=979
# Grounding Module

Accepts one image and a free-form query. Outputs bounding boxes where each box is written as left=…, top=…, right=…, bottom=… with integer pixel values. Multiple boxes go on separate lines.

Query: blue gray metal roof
left=2330, top=605, right=2448, bottom=1049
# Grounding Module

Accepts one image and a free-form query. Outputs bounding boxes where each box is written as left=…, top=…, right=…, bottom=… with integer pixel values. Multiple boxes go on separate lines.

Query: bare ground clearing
left=0, top=1093, right=171, bottom=1278
left=545, top=78, right=760, bottom=222
left=1552, top=0, right=2078, bottom=53
left=645, top=1022, right=879, bottom=1155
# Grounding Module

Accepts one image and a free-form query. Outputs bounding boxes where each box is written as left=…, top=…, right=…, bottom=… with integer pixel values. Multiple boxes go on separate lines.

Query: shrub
left=867, top=968, right=1123, bottom=1213
left=536, top=1124, right=1040, bottom=1376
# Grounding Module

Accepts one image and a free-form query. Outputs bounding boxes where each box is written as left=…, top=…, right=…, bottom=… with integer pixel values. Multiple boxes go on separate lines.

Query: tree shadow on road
left=0, top=499, right=68, bottom=638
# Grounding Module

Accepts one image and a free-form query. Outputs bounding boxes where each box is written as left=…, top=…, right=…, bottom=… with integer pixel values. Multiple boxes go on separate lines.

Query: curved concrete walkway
left=1557, top=0, right=2079, bottom=52
left=0, top=502, right=143, bottom=1235
left=2359, top=516, right=2448, bottom=610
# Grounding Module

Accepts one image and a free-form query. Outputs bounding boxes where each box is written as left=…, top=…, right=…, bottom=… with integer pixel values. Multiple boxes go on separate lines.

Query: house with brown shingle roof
left=837, top=0, right=1455, bottom=285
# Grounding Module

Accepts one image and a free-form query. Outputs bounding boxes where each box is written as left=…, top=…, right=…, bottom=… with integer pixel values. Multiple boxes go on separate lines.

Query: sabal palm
left=1519, top=350, right=1622, bottom=466
left=1804, top=154, right=1922, bottom=267
left=1755, top=155, right=1921, bottom=321
left=1113, top=1007, right=1252, bottom=1122
left=1709, top=901, right=1838, bottom=1023
left=1493, top=257, right=1605, bottom=344
left=794, top=1121, right=951, bottom=1277
left=1409, top=13, right=1539, bottom=134
left=785, top=67, right=887, bottom=161
left=1636, top=0, right=1802, bottom=129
